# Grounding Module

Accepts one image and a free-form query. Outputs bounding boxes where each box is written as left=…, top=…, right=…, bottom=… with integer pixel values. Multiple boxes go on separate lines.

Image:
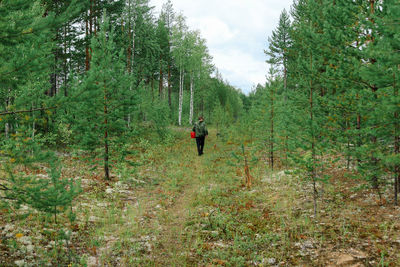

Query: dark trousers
left=196, top=136, right=205, bottom=155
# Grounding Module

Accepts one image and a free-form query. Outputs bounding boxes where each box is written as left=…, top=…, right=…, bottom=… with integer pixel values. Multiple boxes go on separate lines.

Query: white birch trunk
left=32, top=121, right=35, bottom=139
left=189, top=72, right=194, bottom=125
left=5, top=98, right=9, bottom=138
left=5, top=123, right=9, bottom=139
left=178, top=67, right=184, bottom=126
left=131, top=31, right=135, bottom=67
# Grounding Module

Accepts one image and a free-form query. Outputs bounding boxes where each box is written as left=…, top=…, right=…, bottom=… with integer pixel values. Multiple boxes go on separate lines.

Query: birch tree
left=172, top=14, right=188, bottom=126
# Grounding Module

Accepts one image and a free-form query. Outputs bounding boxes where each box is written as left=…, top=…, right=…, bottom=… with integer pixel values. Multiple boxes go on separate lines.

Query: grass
left=1, top=127, right=400, bottom=266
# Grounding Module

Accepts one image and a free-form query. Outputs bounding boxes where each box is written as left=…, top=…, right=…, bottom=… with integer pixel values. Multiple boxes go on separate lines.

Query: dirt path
left=144, top=133, right=210, bottom=266
left=151, top=180, right=198, bottom=265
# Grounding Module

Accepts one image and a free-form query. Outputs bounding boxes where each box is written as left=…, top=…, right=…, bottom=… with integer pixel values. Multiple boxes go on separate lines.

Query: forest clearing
left=1, top=0, right=400, bottom=266
left=1, top=128, right=400, bottom=266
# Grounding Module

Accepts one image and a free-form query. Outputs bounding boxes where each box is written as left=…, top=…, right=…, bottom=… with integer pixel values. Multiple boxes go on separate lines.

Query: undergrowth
left=1, top=127, right=399, bottom=266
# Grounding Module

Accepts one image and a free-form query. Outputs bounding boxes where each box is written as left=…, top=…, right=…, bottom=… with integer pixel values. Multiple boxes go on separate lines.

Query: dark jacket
left=192, top=121, right=208, bottom=137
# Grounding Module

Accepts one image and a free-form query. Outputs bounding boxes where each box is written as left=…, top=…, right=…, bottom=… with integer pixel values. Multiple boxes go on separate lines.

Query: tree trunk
left=189, top=72, right=194, bottom=125
left=310, top=53, right=317, bottom=217
left=370, top=87, right=379, bottom=192
left=63, top=23, right=68, bottom=97
left=49, top=72, right=56, bottom=96
left=346, top=117, right=351, bottom=170
left=356, top=91, right=361, bottom=166
left=283, top=65, right=287, bottom=92
left=5, top=98, right=10, bottom=138
left=368, top=0, right=381, bottom=197
left=85, top=11, right=90, bottom=71
left=127, top=0, right=132, bottom=73
left=89, top=0, right=93, bottom=35
left=104, top=85, right=110, bottom=180
left=394, top=71, right=399, bottom=205
left=178, top=67, right=184, bottom=126
left=168, top=63, right=172, bottom=107
left=151, top=77, right=154, bottom=102
left=93, top=0, right=97, bottom=35
left=159, top=55, right=163, bottom=97
left=270, top=83, right=274, bottom=170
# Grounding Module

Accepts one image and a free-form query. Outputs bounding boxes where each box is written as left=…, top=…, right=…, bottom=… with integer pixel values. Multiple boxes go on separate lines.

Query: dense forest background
left=1, top=0, right=400, bottom=265
left=1, top=0, right=243, bottom=182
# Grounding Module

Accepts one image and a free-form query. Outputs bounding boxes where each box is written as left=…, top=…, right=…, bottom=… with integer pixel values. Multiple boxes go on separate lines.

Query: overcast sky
left=149, top=0, right=293, bottom=94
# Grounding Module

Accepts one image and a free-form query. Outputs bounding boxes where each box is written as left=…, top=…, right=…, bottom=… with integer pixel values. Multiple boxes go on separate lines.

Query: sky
left=149, top=0, right=293, bottom=94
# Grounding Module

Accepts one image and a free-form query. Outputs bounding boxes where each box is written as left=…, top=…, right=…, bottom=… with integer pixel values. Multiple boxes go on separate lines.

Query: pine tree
left=69, top=13, right=133, bottom=180
left=265, top=9, right=292, bottom=165
left=359, top=0, right=400, bottom=203
left=318, top=0, right=363, bottom=170
left=265, top=9, right=291, bottom=91
left=0, top=0, right=83, bottom=218
left=286, top=0, right=332, bottom=216
left=265, top=66, right=279, bottom=170
left=1, top=126, right=81, bottom=222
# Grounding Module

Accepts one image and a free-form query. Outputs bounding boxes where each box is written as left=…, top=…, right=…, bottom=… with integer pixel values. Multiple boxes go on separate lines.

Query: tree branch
left=0, top=183, right=10, bottom=191
left=0, top=106, right=58, bottom=116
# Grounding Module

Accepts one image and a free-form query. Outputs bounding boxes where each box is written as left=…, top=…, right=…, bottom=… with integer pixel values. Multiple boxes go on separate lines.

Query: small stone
left=144, top=241, right=152, bottom=252
left=6, top=232, right=14, bottom=238
left=350, top=249, right=367, bottom=259
left=303, top=240, right=314, bottom=249
left=210, top=230, right=219, bottom=235
left=37, top=173, right=49, bottom=179
left=115, top=181, right=128, bottom=189
left=20, top=205, right=30, bottom=211
left=19, top=236, right=32, bottom=246
left=3, top=224, right=14, bottom=233
left=89, top=216, right=99, bottom=222
left=26, top=244, right=35, bottom=253
left=213, top=241, right=227, bottom=248
left=87, top=256, right=98, bottom=267
left=267, top=258, right=276, bottom=264
left=337, top=254, right=355, bottom=265
left=105, top=187, right=113, bottom=194
left=14, top=260, right=25, bottom=267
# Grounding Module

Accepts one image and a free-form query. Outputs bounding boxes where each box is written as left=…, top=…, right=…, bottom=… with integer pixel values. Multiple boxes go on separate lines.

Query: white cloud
left=188, top=17, right=238, bottom=46
left=150, top=0, right=293, bottom=94
left=213, top=48, right=268, bottom=89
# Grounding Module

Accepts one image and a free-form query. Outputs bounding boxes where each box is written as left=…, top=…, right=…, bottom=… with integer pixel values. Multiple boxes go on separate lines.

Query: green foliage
left=1, top=126, right=81, bottom=222
left=147, top=99, right=172, bottom=141
left=69, top=14, right=134, bottom=179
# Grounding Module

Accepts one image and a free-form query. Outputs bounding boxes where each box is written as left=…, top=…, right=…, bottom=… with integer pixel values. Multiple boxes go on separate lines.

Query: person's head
left=198, top=116, right=204, bottom=122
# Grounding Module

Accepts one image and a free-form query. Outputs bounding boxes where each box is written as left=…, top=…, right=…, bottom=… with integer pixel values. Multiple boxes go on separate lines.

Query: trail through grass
left=1, top=127, right=400, bottom=266
left=88, top=129, right=215, bottom=266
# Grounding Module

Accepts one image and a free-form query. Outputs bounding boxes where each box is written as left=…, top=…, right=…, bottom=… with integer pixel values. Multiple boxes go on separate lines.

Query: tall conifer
left=70, top=13, right=133, bottom=180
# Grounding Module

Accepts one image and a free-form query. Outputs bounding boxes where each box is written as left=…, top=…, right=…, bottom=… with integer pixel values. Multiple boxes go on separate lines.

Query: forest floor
left=1, top=128, right=400, bottom=266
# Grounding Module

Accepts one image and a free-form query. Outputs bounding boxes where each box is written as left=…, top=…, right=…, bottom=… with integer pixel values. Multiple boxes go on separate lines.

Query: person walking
left=192, top=116, right=208, bottom=156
